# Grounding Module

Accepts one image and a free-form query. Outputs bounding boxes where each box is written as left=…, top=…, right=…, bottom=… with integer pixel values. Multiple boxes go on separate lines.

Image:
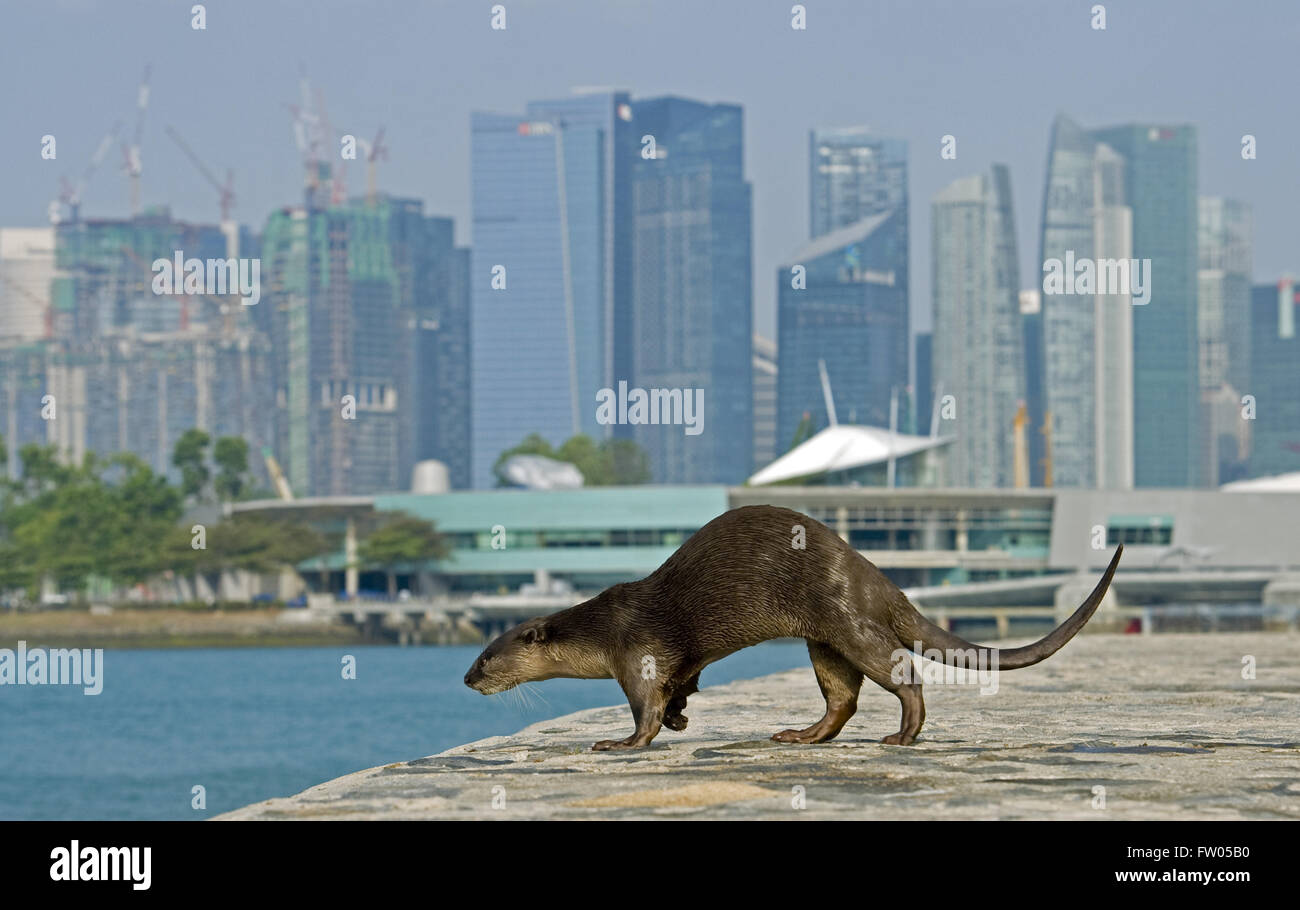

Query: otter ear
left=521, top=626, right=548, bottom=645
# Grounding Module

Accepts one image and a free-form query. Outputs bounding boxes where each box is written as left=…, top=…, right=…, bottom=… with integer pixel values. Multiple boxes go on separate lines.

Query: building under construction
left=260, top=191, right=469, bottom=497
left=0, top=209, right=273, bottom=483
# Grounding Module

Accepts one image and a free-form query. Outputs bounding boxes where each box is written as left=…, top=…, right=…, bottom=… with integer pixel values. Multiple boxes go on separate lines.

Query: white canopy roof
left=1221, top=471, right=1300, bottom=492
left=748, top=424, right=952, bottom=486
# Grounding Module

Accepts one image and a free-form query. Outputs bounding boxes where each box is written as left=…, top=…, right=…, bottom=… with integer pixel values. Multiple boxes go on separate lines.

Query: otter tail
left=891, top=544, right=1122, bottom=671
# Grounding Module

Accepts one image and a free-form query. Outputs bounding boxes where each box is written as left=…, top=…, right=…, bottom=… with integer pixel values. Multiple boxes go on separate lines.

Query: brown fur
left=465, top=505, right=1122, bottom=750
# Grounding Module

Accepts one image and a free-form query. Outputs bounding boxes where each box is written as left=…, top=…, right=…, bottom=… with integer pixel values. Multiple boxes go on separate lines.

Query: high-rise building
left=931, top=165, right=1025, bottom=488
left=809, top=128, right=907, bottom=239
left=1247, top=278, right=1300, bottom=478
left=752, top=334, right=777, bottom=469
left=1037, top=115, right=1135, bottom=490
left=0, top=228, right=58, bottom=341
left=630, top=96, right=752, bottom=483
left=385, top=201, right=471, bottom=489
left=914, top=331, right=932, bottom=436
left=1197, top=197, right=1253, bottom=485
left=0, top=211, right=272, bottom=482
left=262, top=200, right=402, bottom=496
left=1090, top=122, right=1199, bottom=488
left=776, top=210, right=908, bottom=449
left=469, top=91, right=636, bottom=488
left=1019, top=289, right=1046, bottom=485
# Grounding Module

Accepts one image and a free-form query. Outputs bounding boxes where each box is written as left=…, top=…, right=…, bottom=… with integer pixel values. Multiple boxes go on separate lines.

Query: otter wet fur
left=464, top=505, right=1123, bottom=751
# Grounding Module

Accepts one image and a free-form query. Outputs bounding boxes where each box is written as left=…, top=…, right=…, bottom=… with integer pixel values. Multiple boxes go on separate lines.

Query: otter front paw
left=881, top=732, right=915, bottom=745
left=592, top=737, right=641, bottom=751
left=662, top=713, right=688, bottom=731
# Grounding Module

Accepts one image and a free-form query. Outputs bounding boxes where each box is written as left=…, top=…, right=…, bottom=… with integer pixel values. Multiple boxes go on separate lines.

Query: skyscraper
left=1037, top=115, right=1135, bottom=490
left=1090, top=123, right=1199, bottom=488
left=630, top=96, right=752, bottom=483
left=0, top=211, right=272, bottom=483
left=752, top=334, right=777, bottom=469
left=931, top=165, right=1025, bottom=488
left=1197, top=197, right=1253, bottom=485
left=386, top=202, right=471, bottom=489
left=260, top=194, right=466, bottom=497
left=776, top=128, right=909, bottom=455
left=776, top=210, right=908, bottom=449
left=809, top=128, right=907, bottom=239
left=470, top=91, right=636, bottom=488
left=1247, top=278, right=1300, bottom=478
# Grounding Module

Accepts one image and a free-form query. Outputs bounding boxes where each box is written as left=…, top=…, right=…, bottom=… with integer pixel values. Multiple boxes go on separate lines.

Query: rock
left=215, top=633, right=1300, bottom=820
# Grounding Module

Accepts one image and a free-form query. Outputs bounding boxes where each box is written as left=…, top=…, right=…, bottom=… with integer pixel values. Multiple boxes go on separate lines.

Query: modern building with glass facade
left=809, top=128, right=907, bottom=239
left=1037, top=115, right=1135, bottom=490
left=1091, top=122, right=1199, bottom=488
left=469, top=91, right=636, bottom=488
left=630, top=96, right=753, bottom=483
left=931, top=165, right=1025, bottom=488
left=1197, top=197, right=1253, bottom=485
left=1247, top=278, right=1300, bottom=478
left=775, top=211, right=909, bottom=452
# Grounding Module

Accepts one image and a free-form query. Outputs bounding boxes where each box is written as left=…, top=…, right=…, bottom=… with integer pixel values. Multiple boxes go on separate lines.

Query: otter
left=464, top=504, right=1122, bottom=751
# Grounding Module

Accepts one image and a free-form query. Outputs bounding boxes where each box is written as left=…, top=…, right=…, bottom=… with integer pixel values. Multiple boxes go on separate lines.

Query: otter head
left=463, top=617, right=558, bottom=694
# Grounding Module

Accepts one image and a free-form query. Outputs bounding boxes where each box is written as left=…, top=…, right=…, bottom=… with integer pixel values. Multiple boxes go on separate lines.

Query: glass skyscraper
left=1091, top=123, right=1199, bottom=488
left=1247, top=279, right=1300, bottom=478
left=1197, top=197, right=1252, bottom=485
left=1037, top=115, right=1135, bottom=490
left=469, top=92, right=635, bottom=488
left=630, top=97, right=752, bottom=483
left=931, top=165, right=1025, bottom=488
left=775, top=128, right=909, bottom=457
left=776, top=210, right=908, bottom=450
left=809, top=128, right=907, bottom=239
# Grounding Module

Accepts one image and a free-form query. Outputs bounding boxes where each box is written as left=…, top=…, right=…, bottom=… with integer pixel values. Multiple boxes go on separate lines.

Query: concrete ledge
left=217, top=633, right=1300, bottom=820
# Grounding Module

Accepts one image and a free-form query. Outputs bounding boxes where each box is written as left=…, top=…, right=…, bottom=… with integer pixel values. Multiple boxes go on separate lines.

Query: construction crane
left=1012, top=401, right=1029, bottom=488
left=261, top=446, right=295, bottom=500
left=313, top=87, right=348, bottom=206
left=358, top=126, right=387, bottom=207
left=121, top=65, right=152, bottom=216
left=50, top=122, right=121, bottom=224
left=163, top=124, right=235, bottom=223
left=286, top=68, right=327, bottom=204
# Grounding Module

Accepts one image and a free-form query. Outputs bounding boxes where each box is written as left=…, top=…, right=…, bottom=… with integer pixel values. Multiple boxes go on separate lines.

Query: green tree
left=494, top=433, right=651, bottom=487
left=356, top=513, right=450, bottom=597
left=172, top=429, right=212, bottom=501
left=160, top=514, right=332, bottom=599
left=213, top=436, right=251, bottom=503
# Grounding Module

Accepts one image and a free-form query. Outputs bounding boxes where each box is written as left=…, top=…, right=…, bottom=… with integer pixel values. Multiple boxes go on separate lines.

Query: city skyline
left=2, top=0, right=1297, bottom=342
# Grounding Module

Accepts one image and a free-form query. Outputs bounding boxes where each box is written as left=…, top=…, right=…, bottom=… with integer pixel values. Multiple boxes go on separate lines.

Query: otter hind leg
left=662, top=673, right=700, bottom=732
left=772, top=642, right=863, bottom=744
left=881, top=682, right=925, bottom=746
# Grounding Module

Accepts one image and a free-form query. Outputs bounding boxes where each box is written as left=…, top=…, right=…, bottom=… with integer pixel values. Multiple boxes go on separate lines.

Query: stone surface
left=216, top=633, right=1300, bottom=820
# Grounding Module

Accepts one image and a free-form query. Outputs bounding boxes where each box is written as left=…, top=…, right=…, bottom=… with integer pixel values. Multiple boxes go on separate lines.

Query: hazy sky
left=2, top=0, right=1296, bottom=338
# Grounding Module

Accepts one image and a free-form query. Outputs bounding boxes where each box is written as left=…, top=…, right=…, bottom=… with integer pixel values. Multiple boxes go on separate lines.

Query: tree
left=172, top=429, right=211, bottom=501
left=494, top=433, right=652, bottom=487
left=213, top=436, right=251, bottom=503
left=160, top=513, right=332, bottom=599
left=356, top=513, right=450, bottom=597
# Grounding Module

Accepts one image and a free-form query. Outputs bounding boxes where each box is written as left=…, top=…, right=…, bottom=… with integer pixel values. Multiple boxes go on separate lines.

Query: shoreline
left=215, top=632, right=1300, bottom=820
left=0, top=607, right=370, bottom=649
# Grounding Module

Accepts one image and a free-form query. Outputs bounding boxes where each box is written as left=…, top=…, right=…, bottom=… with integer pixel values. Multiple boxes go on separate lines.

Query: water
left=0, top=642, right=810, bottom=820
